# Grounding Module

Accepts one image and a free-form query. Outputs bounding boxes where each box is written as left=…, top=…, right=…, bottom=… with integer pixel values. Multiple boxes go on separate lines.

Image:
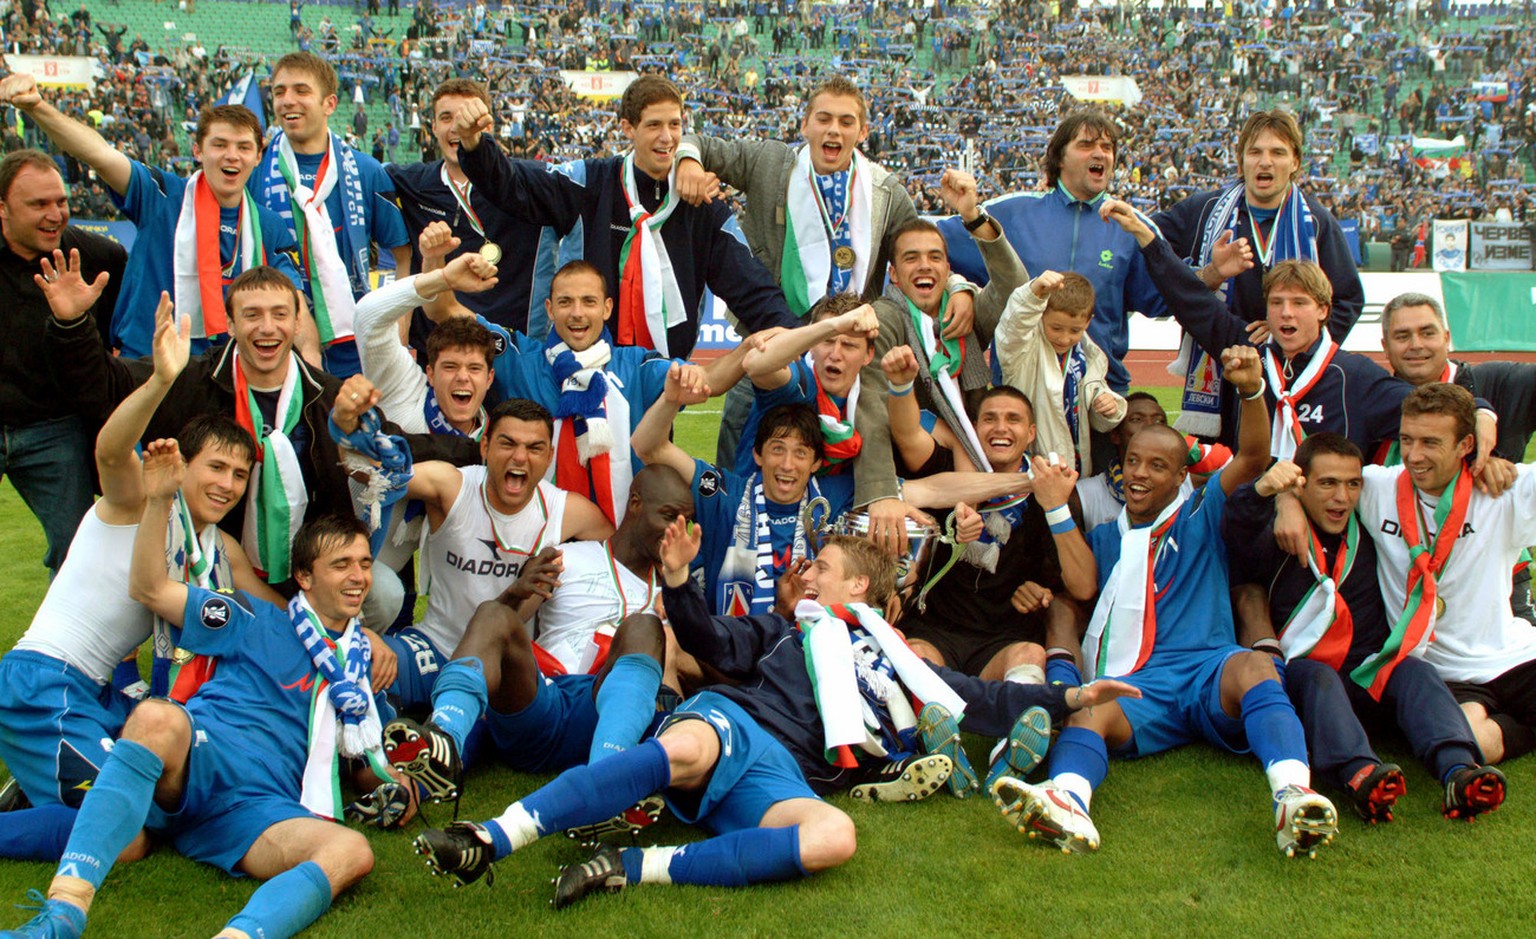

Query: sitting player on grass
left=412, top=521, right=1140, bottom=908
left=2, top=479, right=392, bottom=939
left=994, top=345, right=1343, bottom=859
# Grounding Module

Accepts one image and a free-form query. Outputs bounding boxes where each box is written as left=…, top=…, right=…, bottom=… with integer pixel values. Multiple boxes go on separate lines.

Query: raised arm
left=0, top=73, right=132, bottom=194
left=1218, top=345, right=1272, bottom=495
left=95, top=293, right=188, bottom=522
left=673, top=133, right=780, bottom=204
left=454, top=99, right=581, bottom=231
left=631, top=363, right=705, bottom=481
left=743, top=305, right=877, bottom=389
left=128, top=440, right=192, bottom=624
left=880, top=344, right=938, bottom=472
left=701, top=328, right=781, bottom=399
left=902, top=469, right=1032, bottom=509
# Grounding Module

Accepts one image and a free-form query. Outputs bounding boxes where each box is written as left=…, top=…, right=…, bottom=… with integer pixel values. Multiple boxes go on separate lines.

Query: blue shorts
left=484, top=674, right=599, bottom=774
left=1115, top=647, right=1248, bottom=759
left=0, top=650, right=132, bottom=807
left=382, top=627, right=446, bottom=709
left=657, top=691, right=818, bottom=836
left=150, top=702, right=312, bottom=875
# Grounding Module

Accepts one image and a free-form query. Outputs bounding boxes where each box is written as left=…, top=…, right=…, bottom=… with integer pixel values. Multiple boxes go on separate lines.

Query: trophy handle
left=801, top=496, right=832, bottom=554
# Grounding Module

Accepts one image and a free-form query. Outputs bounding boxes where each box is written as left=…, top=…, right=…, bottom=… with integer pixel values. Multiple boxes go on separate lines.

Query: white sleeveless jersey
left=419, top=466, right=568, bottom=656
left=16, top=507, right=153, bottom=685
left=534, top=540, right=659, bottom=673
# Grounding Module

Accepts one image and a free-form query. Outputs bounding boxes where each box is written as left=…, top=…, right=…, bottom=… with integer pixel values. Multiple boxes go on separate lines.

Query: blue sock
left=111, top=660, right=140, bottom=692
left=1046, top=658, right=1082, bottom=687
left=515, top=737, right=671, bottom=836
left=54, top=739, right=161, bottom=889
left=1241, top=680, right=1309, bottom=768
left=619, top=827, right=808, bottom=887
left=223, top=860, right=332, bottom=939
left=588, top=654, right=663, bottom=764
left=1047, top=726, right=1109, bottom=812
left=0, top=804, right=77, bottom=861
left=430, top=657, right=489, bottom=753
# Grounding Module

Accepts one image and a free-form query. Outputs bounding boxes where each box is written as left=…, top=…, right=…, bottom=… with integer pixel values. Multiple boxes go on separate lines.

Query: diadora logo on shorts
left=443, top=541, right=528, bottom=577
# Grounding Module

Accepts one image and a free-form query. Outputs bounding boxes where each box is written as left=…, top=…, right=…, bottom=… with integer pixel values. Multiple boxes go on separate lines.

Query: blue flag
left=215, top=72, right=265, bottom=131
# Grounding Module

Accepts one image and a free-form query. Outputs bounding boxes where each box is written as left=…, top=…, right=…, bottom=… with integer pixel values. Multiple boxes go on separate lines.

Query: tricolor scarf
left=173, top=170, right=265, bottom=340
left=1172, top=182, right=1316, bottom=436
left=289, top=593, right=393, bottom=820
left=782, top=145, right=873, bottom=316
left=794, top=600, right=966, bottom=767
left=1264, top=336, right=1339, bottom=460
left=616, top=153, right=684, bottom=357
left=151, top=491, right=232, bottom=700
left=720, top=473, right=821, bottom=615
left=1277, top=513, right=1359, bottom=670
left=811, top=357, right=861, bottom=468
left=1084, top=494, right=1185, bottom=679
left=544, top=332, right=632, bottom=525
left=233, top=351, right=309, bottom=583
left=903, top=293, right=990, bottom=472
left=1350, top=467, right=1471, bottom=698
left=423, top=387, right=486, bottom=440
left=263, top=130, right=368, bottom=344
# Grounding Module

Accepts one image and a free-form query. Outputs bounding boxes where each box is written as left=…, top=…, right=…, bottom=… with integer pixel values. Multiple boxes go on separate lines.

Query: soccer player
left=1223, top=436, right=1503, bottom=822
left=0, top=296, right=267, bottom=860
left=1, top=486, right=385, bottom=938
left=1074, top=393, right=1229, bottom=531
left=0, top=74, right=305, bottom=358
left=451, top=74, right=799, bottom=361
left=995, top=345, right=1343, bottom=858
left=870, top=173, right=1025, bottom=475
left=1347, top=385, right=1536, bottom=770
left=412, top=523, right=1138, bottom=907
left=387, top=78, right=548, bottom=334
left=1151, top=110, right=1364, bottom=442
left=252, top=51, right=411, bottom=377
left=329, top=383, right=613, bottom=707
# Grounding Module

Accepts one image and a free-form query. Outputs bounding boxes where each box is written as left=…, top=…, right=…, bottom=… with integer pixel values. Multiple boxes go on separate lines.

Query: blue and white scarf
left=289, top=592, right=392, bottom=819
left=422, top=387, right=486, bottom=440
left=720, top=473, right=822, bottom=615
left=328, top=407, right=414, bottom=556
left=1061, top=343, right=1087, bottom=451
left=814, top=168, right=855, bottom=296
left=258, top=129, right=370, bottom=342
left=1172, top=181, right=1317, bottom=436
left=544, top=330, right=614, bottom=463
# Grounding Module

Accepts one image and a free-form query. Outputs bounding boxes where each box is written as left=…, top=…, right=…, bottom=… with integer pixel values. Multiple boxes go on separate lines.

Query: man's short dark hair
left=273, top=51, right=339, bottom=100
left=1043, top=110, right=1120, bottom=188
left=195, top=104, right=264, bottom=149
left=425, top=316, right=497, bottom=369
left=618, top=75, right=683, bottom=125
left=227, top=265, right=302, bottom=313
left=1401, top=382, right=1476, bottom=443
left=0, top=149, right=61, bottom=202
left=1292, top=432, right=1362, bottom=477
left=754, top=403, right=825, bottom=463
left=486, top=398, right=554, bottom=439
left=178, top=414, right=257, bottom=468
left=1124, top=390, right=1161, bottom=409
left=550, top=259, right=609, bottom=296
left=971, top=385, right=1035, bottom=425
left=290, top=513, right=370, bottom=576
left=884, top=217, right=944, bottom=261
left=431, top=78, right=493, bottom=114
left=805, top=75, right=868, bottom=125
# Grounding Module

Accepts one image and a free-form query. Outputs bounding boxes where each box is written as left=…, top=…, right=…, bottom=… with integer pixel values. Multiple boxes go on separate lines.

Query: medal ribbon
left=481, top=478, right=550, bottom=555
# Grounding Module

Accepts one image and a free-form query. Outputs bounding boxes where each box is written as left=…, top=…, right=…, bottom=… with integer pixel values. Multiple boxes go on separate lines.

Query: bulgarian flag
left=1412, top=134, right=1466, bottom=158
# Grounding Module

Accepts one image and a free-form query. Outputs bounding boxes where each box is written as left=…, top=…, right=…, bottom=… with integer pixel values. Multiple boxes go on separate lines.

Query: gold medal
left=833, top=245, right=856, bottom=269
left=1435, top=596, right=1446, bottom=619
left=172, top=647, right=196, bottom=666
left=478, top=242, right=502, bottom=265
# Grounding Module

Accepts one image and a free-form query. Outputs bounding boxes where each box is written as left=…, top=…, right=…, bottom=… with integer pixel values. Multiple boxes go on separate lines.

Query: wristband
left=1251, top=638, right=1282, bottom=657
left=1044, top=503, right=1073, bottom=534
left=963, top=211, right=992, bottom=233
left=1243, top=385, right=1267, bottom=401
left=888, top=379, right=914, bottom=397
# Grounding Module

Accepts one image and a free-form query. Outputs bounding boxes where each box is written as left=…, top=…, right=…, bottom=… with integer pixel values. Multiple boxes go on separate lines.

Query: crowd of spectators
left=4, top=0, right=1535, bottom=246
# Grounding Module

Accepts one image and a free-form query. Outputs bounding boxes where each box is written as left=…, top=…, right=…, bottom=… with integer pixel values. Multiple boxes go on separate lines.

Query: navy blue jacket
left=459, top=143, right=798, bottom=358
left=663, top=581, right=1070, bottom=794
left=1222, top=482, right=1388, bottom=672
left=1151, top=186, right=1364, bottom=342
left=1452, top=360, right=1536, bottom=461
left=1143, top=235, right=1409, bottom=453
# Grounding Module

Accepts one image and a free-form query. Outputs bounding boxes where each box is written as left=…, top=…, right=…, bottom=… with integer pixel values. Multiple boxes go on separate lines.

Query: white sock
left=489, top=802, right=541, bottom=851
left=1265, top=759, right=1311, bottom=798
left=989, top=737, right=1006, bottom=766
left=1004, top=664, right=1046, bottom=685
left=639, top=846, right=679, bottom=884
left=1054, top=772, right=1094, bottom=813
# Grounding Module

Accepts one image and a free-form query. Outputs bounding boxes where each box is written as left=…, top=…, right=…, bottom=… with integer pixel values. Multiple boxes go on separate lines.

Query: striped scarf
left=719, top=473, right=820, bottom=615
left=233, top=351, right=308, bottom=583
left=1084, top=494, right=1185, bottom=679
left=152, top=491, right=232, bottom=700
left=616, top=153, right=683, bottom=356
left=781, top=145, right=872, bottom=316
left=172, top=170, right=265, bottom=340
left=1277, top=514, right=1359, bottom=670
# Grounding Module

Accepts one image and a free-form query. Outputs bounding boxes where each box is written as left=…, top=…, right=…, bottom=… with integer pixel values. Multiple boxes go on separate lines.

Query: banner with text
left=6, top=54, right=99, bottom=88
left=558, top=70, right=638, bottom=99
left=1469, top=222, right=1533, bottom=271
left=1061, top=75, right=1143, bottom=107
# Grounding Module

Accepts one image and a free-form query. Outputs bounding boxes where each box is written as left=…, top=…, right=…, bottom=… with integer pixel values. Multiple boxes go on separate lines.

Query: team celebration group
left=1, top=44, right=1534, bottom=939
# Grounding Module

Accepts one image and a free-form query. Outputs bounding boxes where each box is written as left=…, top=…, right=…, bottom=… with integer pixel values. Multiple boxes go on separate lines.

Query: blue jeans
left=0, top=415, right=95, bottom=575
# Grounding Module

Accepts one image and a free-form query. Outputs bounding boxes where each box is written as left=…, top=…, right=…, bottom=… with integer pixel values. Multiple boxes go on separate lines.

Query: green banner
left=1439, top=272, right=1536, bottom=351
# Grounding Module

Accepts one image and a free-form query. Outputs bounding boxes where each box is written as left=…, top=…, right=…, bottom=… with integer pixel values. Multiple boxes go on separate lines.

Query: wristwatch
left=963, top=211, right=992, bottom=233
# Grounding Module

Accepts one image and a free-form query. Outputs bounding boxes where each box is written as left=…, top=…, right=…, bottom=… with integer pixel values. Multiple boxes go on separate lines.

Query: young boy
left=994, top=270, right=1125, bottom=475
